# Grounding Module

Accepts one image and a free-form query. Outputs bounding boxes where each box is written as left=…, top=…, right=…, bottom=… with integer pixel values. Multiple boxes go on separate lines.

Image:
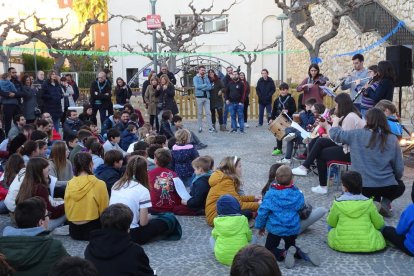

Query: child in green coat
left=211, top=194, right=252, bottom=266
left=327, top=171, right=386, bottom=252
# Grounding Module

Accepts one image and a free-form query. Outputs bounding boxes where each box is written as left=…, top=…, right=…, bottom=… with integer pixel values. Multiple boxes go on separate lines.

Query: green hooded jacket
left=327, top=195, right=386, bottom=253
left=0, top=227, right=69, bottom=276
left=212, top=215, right=252, bottom=266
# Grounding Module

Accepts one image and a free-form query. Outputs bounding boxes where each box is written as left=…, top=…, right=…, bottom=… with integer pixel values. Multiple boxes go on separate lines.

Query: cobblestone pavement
left=1, top=121, right=414, bottom=276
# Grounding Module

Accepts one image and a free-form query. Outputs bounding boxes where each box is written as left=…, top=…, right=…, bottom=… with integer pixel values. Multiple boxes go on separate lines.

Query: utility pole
left=150, top=0, right=158, bottom=73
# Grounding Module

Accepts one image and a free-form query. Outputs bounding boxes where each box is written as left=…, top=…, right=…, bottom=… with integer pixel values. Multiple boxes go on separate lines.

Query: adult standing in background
left=8, top=67, right=22, bottom=93
left=208, top=69, right=225, bottom=132
left=33, top=70, right=46, bottom=112
left=0, top=71, right=23, bottom=135
left=21, top=75, right=39, bottom=124
left=296, top=64, right=327, bottom=105
left=365, top=60, right=396, bottom=104
left=340, top=54, right=369, bottom=109
left=239, top=72, right=250, bottom=128
left=255, top=69, right=275, bottom=127
left=193, top=66, right=213, bottom=133
left=156, top=75, right=179, bottom=116
left=65, top=74, right=80, bottom=103
left=114, top=77, right=132, bottom=105
left=142, top=71, right=155, bottom=106
left=41, top=71, right=63, bottom=131
left=90, top=72, right=112, bottom=127
left=222, top=66, right=233, bottom=131
left=157, top=65, right=177, bottom=86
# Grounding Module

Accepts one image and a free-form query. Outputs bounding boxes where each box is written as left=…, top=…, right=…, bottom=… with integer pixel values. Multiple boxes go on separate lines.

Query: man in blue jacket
left=193, top=66, right=213, bottom=133
left=256, top=69, right=276, bottom=127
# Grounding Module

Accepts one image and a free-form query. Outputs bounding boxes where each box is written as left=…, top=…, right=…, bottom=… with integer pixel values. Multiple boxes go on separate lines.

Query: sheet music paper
left=49, top=175, right=58, bottom=198
left=320, top=86, right=336, bottom=98
left=173, top=177, right=192, bottom=201
left=290, top=121, right=311, bottom=139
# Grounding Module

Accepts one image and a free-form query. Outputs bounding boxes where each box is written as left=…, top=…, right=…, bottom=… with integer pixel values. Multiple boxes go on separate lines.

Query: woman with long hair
left=18, top=140, right=40, bottom=165
left=64, top=152, right=109, bottom=240
left=144, top=76, right=161, bottom=132
left=205, top=156, right=260, bottom=226
left=49, top=141, right=73, bottom=189
left=365, top=60, right=396, bottom=104
left=0, top=154, right=24, bottom=214
left=142, top=70, right=155, bottom=104
left=41, top=71, right=63, bottom=131
left=360, top=65, right=380, bottom=117
left=208, top=69, right=225, bottom=131
left=239, top=72, right=251, bottom=128
left=89, top=141, right=104, bottom=172
left=156, top=75, right=179, bottom=115
left=110, top=156, right=176, bottom=244
left=296, top=63, right=327, bottom=106
left=15, top=157, right=66, bottom=230
left=329, top=108, right=404, bottom=216
left=115, top=77, right=132, bottom=105
left=292, top=93, right=365, bottom=194
left=21, top=74, right=38, bottom=123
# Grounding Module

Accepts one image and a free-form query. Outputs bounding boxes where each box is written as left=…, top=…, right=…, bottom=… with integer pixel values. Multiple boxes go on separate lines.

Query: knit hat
left=216, top=194, right=241, bottom=215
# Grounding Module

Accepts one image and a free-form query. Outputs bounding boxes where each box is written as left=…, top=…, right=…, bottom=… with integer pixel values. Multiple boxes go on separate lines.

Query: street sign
left=147, top=15, right=162, bottom=29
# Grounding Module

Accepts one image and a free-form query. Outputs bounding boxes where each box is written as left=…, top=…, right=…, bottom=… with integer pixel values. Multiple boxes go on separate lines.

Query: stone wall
left=285, top=0, right=414, bottom=118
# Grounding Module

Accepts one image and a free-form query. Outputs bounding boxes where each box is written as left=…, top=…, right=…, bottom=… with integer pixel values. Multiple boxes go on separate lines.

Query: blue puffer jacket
left=255, top=183, right=304, bottom=236
left=171, top=144, right=199, bottom=178
left=120, top=130, right=138, bottom=151
left=41, top=81, right=63, bottom=118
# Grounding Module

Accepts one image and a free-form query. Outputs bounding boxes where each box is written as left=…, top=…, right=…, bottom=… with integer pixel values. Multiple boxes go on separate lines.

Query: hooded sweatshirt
left=212, top=215, right=251, bottom=266
left=205, top=170, right=258, bottom=226
left=85, top=229, right=154, bottom=276
left=0, top=226, right=68, bottom=276
left=64, top=175, right=109, bottom=222
left=95, top=164, right=124, bottom=195
left=327, top=193, right=385, bottom=253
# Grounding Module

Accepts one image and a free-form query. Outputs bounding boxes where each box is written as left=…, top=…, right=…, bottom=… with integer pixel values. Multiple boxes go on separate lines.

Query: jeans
left=243, top=102, right=249, bottom=123
left=196, top=97, right=212, bottom=129
left=3, top=104, right=20, bottom=135
left=382, top=226, right=414, bottom=256
left=211, top=107, right=223, bottom=125
left=0, top=200, right=8, bottom=214
left=299, top=207, right=327, bottom=234
left=223, top=103, right=229, bottom=125
left=150, top=115, right=159, bottom=132
left=48, top=215, right=67, bottom=231
left=229, top=103, right=245, bottom=131
left=258, top=103, right=272, bottom=125
left=285, top=127, right=303, bottom=159
left=92, top=105, right=109, bottom=127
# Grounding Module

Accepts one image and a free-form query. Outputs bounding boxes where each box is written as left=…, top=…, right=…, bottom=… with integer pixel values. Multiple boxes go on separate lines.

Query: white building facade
left=108, top=0, right=285, bottom=86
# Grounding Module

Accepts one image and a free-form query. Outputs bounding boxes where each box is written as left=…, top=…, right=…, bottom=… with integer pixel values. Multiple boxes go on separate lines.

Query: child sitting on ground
left=159, top=110, right=174, bottom=139
left=277, top=98, right=317, bottom=164
left=255, top=165, right=319, bottom=269
left=205, top=156, right=260, bottom=226
left=211, top=194, right=252, bottom=266
left=172, top=115, right=207, bottom=150
left=148, top=148, right=197, bottom=216
left=269, top=82, right=296, bottom=156
left=382, top=203, right=414, bottom=257
left=171, top=129, right=199, bottom=187
left=103, top=128, right=127, bottom=157
left=181, top=156, right=212, bottom=214
left=375, top=100, right=403, bottom=139
left=327, top=171, right=386, bottom=253
left=120, top=124, right=138, bottom=152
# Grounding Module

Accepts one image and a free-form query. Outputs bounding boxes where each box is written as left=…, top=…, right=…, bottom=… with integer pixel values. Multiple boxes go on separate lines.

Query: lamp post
left=31, top=38, right=39, bottom=76
left=150, top=0, right=158, bottom=73
left=276, top=13, right=288, bottom=82
left=276, top=35, right=282, bottom=82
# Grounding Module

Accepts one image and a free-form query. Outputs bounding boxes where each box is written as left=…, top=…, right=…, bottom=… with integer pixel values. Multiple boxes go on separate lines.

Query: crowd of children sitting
left=0, top=90, right=412, bottom=275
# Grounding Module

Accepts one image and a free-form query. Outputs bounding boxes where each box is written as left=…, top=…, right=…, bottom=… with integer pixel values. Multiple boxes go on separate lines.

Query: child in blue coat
left=120, top=124, right=138, bottom=151
left=382, top=204, right=414, bottom=256
left=255, top=165, right=320, bottom=269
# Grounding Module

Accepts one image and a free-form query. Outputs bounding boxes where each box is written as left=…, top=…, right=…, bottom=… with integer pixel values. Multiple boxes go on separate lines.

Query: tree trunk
left=1, top=56, right=9, bottom=73
left=246, top=63, right=252, bottom=84
left=168, top=55, right=177, bottom=75
left=53, top=55, right=66, bottom=74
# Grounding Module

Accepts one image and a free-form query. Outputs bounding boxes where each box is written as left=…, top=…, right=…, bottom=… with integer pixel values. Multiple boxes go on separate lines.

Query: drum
left=269, top=114, right=291, bottom=140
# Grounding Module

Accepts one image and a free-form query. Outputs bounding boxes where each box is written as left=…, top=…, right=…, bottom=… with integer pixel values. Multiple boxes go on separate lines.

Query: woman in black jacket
left=240, top=72, right=251, bottom=128
left=208, top=69, right=225, bottom=131
left=114, top=77, right=132, bottom=105
left=366, top=60, right=396, bottom=104
left=156, top=75, right=178, bottom=115
left=41, top=71, right=63, bottom=131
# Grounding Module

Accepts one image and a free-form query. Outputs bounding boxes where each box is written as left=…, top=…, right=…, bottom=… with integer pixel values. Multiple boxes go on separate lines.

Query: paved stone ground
left=1, top=120, right=414, bottom=276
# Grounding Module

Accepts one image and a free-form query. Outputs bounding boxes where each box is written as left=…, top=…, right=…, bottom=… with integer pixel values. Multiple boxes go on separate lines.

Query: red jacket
left=148, top=167, right=196, bottom=216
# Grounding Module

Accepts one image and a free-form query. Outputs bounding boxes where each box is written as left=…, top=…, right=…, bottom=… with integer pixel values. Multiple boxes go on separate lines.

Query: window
left=175, top=14, right=228, bottom=32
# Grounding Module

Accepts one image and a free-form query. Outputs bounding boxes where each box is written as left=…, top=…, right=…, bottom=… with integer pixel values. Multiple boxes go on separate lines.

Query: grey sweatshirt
left=329, top=127, right=403, bottom=188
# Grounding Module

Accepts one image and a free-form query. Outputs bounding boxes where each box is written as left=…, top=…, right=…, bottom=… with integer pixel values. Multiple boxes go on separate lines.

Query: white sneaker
left=311, top=185, right=328, bottom=194
left=292, top=166, right=308, bottom=176
left=283, top=133, right=296, bottom=142
left=277, top=158, right=291, bottom=164
left=245, top=123, right=250, bottom=128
